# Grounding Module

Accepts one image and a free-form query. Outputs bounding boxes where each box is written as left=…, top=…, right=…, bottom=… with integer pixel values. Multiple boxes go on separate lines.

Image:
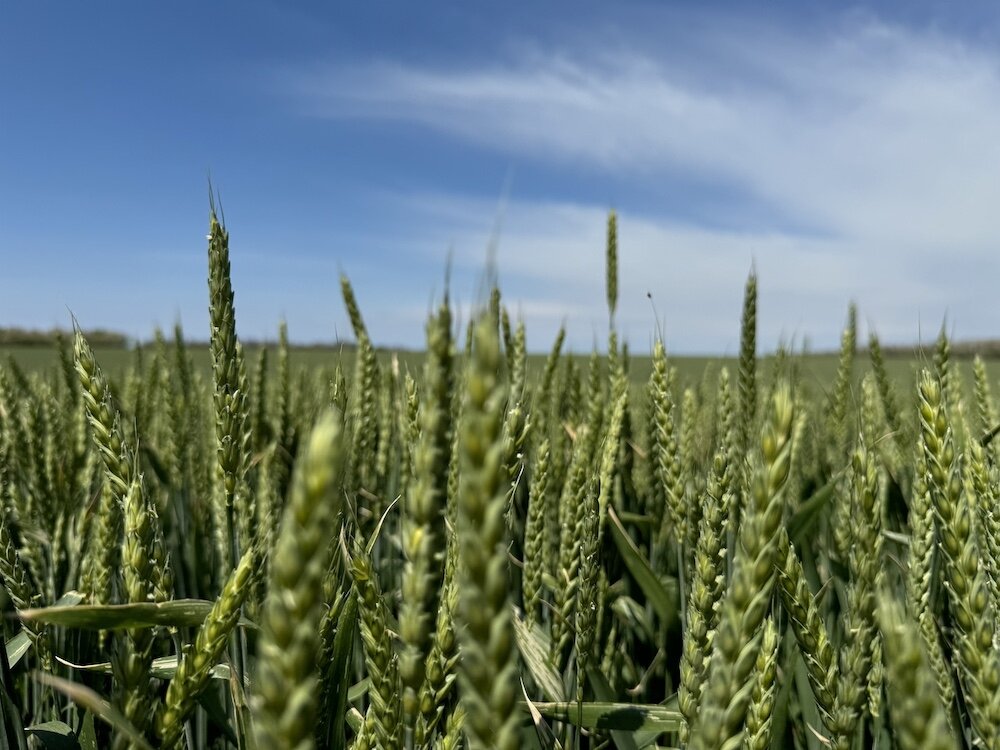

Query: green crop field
left=1, top=210, right=997, bottom=749
left=5, top=343, right=987, bottom=398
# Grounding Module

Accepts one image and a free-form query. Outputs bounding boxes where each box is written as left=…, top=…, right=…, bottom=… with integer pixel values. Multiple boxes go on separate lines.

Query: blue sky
left=4, top=1, right=1000, bottom=353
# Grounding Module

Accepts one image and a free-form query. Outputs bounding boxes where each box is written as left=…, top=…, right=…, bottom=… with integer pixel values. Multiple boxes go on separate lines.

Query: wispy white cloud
left=363, top=193, right=947, bottom=354
left=278, top=13, right=1000, bottom=351
left=289, top=20, right=1000, bottom=241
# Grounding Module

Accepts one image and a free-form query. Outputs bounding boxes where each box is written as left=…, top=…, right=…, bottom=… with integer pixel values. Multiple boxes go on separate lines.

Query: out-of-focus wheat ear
left=165, top=323, right=192, bottom=492
left=55, top=330, right=80, bottom=405
left=271, top=319, right=294, bottom=504
left=522, top=437, right=550, bottom=627
left=649, top=340, right=685, bottom=556
left=463, top=317, right=474, bottom=356
left=575, top=486, right=600, bottom=707
left=599, top=608, right=621, bottom=678
left=735, top=269, right=757, bottom=526
left=552, top=428, right=591, bottom=666
left=879, top=597, right=960, bottom=750
left=776, top=528, right=850, bottom=746
left=340, top=273, right=369, bottom=343
left=967, top=439, right=1000, bottom=611
left=253, top=411, right=346, bottom=750
left=905, top=441, right=956, bottom=716
left=606, top=209, right=618, bottom=325
left=340, top=274, right=382, bottom=504
left=587, top=374, right=624, bottom=645
left=534, top=325, right=565, bottom=452
left=868, top=331, right=907, bottom=452
left=778, top=394, right=806, bottom=516
left=249, top=458, right=275, bottom=619
left=487, top=285, right=501, bottom=326
left=596, top=383, right=627, bottom=540
left=506, top=318, right=528, bottom=442
left=714, top=365, right=742, bottom=565
left=455, top=313, right=518, bottom=750
left=858, top=371, right=892, bottom=477
left=499, top=306, right=514, bottom=376
left=542, top=440, right=567, bottom=584
left=677, top=445, right=731, bottom=744
left=346, top=325, right=380, bottom=505
left=250, top=346, right=269, bottom=452
left=583, top=350, right=605, bottom=442
left=828, top=316, right=858, bottom=563
left=933, top=324, right=951, bottom=393
left=540, top=327, right=566, bottom=398
left=375, top=367, right=396, bottom=486
left=827, top=303, right=857, bottom=468
left=352, top=538, right=402, bottom=750
left=859, top=377, right=888, bottom=722
left=398, top=371, right=420, bottom=500
left=742, top=616, right=779, bottom=750
left=607, top=330, right=620, bottom=393
left=399, top=301, right=454, bottom=728
left=973, top=355, right=1000, bottom=460
left=933, top=325, right=968, bottom=443
left=688, top=384, right=792, bottom=750
left=714, top=369, right=738, bottom=526
left=680, top=387, right=702, bottom=574
left=446, top=423, right=460, bottom=535
left=157, top=544, right=260, bottom=749
left=415, top=534, right=460, bottom=747
left=836, top=435, right=883, bottom=738
left=919, top=370, right=1000, bottom=748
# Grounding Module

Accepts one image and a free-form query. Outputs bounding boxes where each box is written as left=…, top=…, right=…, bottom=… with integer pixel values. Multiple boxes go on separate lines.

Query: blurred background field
left=4, top=341, right=995, bottom=398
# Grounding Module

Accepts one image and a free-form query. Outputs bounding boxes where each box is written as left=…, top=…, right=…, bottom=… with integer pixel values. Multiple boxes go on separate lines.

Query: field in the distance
left=4, top=342, right=996, bottom=396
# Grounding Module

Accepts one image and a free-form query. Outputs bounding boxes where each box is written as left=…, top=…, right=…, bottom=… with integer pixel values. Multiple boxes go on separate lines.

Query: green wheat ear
left=253, top=411, right=346, bottom=750
left=400, top=300, right=454, bottom=729
left=206, top=208, right=254, bottom=584
left=743, top=616, right=779, bottom=750
left=157, top=544, right=260, bottom=749
left=677, top=420, right=732, bottom=744
left=919, top=370, right=1000, bottom=749
left=688, top=382, right=793, bottom=750
left=649, top=339, right=685, bottom=551
left=456, top=312, right=518, bottom=750
left=734, top=268, right=757, bottom=538
left=879, top=597, right=959, bottom=750
left=353, top=538, right=402, bottom=750
left=522, top=436, right=550, bottom=627
left=606, top=209, right=618, bottom=323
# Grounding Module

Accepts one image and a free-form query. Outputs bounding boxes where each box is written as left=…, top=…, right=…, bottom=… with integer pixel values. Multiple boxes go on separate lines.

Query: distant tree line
left=0, top=327, right=373, bottom=352
left=0, top=327, right=127, bottom=347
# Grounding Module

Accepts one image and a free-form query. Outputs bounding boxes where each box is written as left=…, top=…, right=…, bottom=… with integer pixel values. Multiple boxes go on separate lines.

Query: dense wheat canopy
left=0, top=208, right=994, bottom=750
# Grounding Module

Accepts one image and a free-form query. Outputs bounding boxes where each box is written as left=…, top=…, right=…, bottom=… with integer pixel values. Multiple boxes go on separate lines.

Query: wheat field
left=0, top=207, right=994, bottom=749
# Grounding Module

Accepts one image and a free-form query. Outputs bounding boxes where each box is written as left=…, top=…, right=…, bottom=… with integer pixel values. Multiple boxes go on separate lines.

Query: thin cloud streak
left=272, top=12, right=1000, bottom=352
left=285, top=18, right=1000, bottom=247
left=370, top=193, right=953, bottom=354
